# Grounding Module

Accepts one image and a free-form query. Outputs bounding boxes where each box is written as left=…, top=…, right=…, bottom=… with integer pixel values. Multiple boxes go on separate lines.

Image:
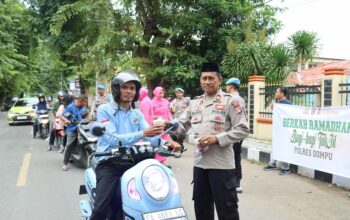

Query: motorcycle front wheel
left=40, top=126, right=48, bottom=139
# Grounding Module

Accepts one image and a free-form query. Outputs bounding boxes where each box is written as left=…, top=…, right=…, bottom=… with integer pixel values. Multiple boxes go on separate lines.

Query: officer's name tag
left=212, top=109, right=226, bottom=115
left=192, top=111, right=202, bottom=115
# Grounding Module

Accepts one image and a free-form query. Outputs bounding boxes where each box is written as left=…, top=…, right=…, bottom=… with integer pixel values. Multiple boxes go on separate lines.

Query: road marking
left=16, top=153, right=32, bottom=187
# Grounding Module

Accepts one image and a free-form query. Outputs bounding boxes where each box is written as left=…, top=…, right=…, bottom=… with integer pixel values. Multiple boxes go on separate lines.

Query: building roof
left=286, top=60, right=350, bottom=85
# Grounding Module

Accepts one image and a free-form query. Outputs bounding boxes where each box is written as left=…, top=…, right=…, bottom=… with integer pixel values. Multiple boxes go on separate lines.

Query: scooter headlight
left=40, top=119, right=49, bottom=124
left=142, top=165, right=170, bottom=201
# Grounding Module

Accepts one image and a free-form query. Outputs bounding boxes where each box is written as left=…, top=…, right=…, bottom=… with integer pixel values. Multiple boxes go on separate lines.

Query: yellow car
left=8, top=98, right=37, bottom=125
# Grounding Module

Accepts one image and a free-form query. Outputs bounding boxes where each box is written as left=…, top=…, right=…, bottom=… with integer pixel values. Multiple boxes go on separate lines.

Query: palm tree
left=222, top=41, right=269, bottom=83
left=288, top=30, right=320, bottom=72
left=265, top=43, right=292, bottom=83
left=222, top=15, right=271, bottom=83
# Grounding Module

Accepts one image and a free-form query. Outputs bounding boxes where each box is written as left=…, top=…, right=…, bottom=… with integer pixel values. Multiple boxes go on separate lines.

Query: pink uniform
left=139, top=88, right=153, bottom=126
left=152, top=87, right=173, bottom=131
left=152, top=87, right=172, bottom=163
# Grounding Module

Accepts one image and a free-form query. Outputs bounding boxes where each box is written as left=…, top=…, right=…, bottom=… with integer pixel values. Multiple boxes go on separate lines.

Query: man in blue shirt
left=264, top=87, right=292, bottom=175
left=90, top=70, right=165, bottom=220
left=60, top=95, right=88, bottom=171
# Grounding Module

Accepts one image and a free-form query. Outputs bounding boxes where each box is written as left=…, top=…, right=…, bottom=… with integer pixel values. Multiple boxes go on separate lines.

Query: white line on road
left=16, top=153, right=32, bottom=187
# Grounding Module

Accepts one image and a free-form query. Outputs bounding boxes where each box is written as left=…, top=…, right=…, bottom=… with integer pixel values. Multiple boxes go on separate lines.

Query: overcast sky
left=270, top=0, right=350, bottom=59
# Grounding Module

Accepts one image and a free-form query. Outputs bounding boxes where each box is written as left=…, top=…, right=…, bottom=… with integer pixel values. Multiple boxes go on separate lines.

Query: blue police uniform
left=91, top=101, right=163, bottom=220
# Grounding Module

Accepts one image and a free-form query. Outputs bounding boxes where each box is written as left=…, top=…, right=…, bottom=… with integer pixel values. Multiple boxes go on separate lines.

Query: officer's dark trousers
left=90, top=162, right=130, bottom=220
left=233, top=141, right=243, bottom=181
left=193, top=167, right=239, bottom=220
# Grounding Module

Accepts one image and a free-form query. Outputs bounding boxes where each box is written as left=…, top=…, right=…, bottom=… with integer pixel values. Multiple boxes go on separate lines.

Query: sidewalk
left=186, top=133, right=350, bottom=189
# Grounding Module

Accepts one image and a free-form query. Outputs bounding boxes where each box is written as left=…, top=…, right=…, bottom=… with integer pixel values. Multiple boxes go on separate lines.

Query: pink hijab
left=139, top=88, right=153, bottom=125
left=139, top=88, right=148, bottom=102
left=151, top=87, right=172, bottom=121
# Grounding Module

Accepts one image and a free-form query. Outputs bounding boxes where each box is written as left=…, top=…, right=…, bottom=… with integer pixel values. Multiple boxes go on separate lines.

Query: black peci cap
left=200, top=62, right=221, bottom=76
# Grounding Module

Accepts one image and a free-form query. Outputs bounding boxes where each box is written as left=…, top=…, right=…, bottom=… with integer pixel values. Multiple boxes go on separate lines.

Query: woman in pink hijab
left=152, top=86, right=172, bottom=163
left=138, top=88, right=153, bottom=125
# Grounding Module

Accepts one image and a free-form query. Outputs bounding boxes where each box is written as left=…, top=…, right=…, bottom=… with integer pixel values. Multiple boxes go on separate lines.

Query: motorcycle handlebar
left=157, top=150, right=182, bottom=158
left=93, top=146, right=182, bottom=158
left=93, top=152, right=113, bottom=157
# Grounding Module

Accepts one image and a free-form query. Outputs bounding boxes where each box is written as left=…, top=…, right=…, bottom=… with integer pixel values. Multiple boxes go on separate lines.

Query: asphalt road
left=0, top=112, right=349, bottom=220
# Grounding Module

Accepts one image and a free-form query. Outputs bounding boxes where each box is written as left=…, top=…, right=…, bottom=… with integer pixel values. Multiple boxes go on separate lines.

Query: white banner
left=272, top=104, right=350, bottom=178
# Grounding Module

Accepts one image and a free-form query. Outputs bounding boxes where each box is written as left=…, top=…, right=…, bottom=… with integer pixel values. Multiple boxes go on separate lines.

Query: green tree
left=0, top=0, right=37, bottom=102
left=47, top=0, right=282, bottom=96
left=222, top=11, right=290, bottom=84
left=265, top=43, right=292, bottom=83
left=288, top=30, right=320, bottom=72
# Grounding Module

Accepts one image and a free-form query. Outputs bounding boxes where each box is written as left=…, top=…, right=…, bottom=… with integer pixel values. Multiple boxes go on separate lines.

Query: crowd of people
left=86, top=62, right=249, bottom=220
left=35, top=62, right=252, bottom=220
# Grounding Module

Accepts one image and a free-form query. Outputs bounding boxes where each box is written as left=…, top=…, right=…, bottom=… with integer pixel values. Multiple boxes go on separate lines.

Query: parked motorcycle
left=53, top=117, right=65, bottom=149
left=72, top=119, right=98, bottom=168
left=62, top=112, right=97, bottom=168
left=36, top=109, right=50, bottom=139
left=78, top=124, right=187, bottom=220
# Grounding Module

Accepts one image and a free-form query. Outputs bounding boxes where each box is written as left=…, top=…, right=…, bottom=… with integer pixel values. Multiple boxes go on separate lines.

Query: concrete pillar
left=247, top=76, right=266, bottom=137
left=321, top=68, right=346, bottom=107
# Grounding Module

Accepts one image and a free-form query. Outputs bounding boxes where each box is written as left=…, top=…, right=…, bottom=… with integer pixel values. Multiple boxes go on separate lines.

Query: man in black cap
left=169, top=62, right=249, bottom=220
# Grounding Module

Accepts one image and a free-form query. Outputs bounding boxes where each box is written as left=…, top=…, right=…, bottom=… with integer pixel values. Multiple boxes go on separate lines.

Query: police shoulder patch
left=231, top=100, right=242, bottom=113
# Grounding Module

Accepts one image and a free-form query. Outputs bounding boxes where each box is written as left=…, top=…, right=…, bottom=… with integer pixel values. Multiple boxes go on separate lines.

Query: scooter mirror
left=164, top=119, right=179, bottom=131
left=170, top=120, right=179, bottom=131
left=91, top=126, right=105, bottom=137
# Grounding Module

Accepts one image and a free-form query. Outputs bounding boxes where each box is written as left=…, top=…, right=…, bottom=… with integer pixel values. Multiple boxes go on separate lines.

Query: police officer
left=225, top=77, right=246, bottom=193
left=169, top=62, right=249, bottom=220
left=90, top=70, right=166, bottom=220
left=170, top=88, right=190, bottom=118
left=90, top=84, right=111, bottom=119
left=169, top=88, right=190, bottom=152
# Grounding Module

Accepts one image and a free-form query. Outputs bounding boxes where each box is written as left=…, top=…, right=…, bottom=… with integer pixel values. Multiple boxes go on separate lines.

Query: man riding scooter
left=90, top=70, right=173, bottom=220
left=60, top=95, right=89, bottom=171
left=33, top=94, right=49, bottom=138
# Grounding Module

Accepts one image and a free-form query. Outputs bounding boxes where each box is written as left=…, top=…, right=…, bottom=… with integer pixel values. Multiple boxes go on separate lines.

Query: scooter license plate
left=142, top=208, right=186, bottom=220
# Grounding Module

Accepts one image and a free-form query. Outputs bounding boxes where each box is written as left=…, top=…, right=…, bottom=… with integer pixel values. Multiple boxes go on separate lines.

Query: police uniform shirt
left=94, top=94, right=111, bottom=112
left=170, top=97, right=190, bottom=118
left=174, top=90, right=249, bottom=169
left=231, top=93, right=246, bottom=117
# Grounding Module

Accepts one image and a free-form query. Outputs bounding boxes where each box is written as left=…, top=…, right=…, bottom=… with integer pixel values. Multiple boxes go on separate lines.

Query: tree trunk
left=297, top=62, right=302, bottom=72
left=146, top=78, right=162, bottom=98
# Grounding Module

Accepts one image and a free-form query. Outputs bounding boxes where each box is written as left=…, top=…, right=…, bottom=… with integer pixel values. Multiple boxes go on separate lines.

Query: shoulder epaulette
left=192, top=95, right=202, bottom=100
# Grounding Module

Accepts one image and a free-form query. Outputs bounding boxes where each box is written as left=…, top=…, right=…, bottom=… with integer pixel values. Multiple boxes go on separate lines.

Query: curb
left=187, top=133, right=350, bottom=189
left=241, top=144, right=350, bottom=190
